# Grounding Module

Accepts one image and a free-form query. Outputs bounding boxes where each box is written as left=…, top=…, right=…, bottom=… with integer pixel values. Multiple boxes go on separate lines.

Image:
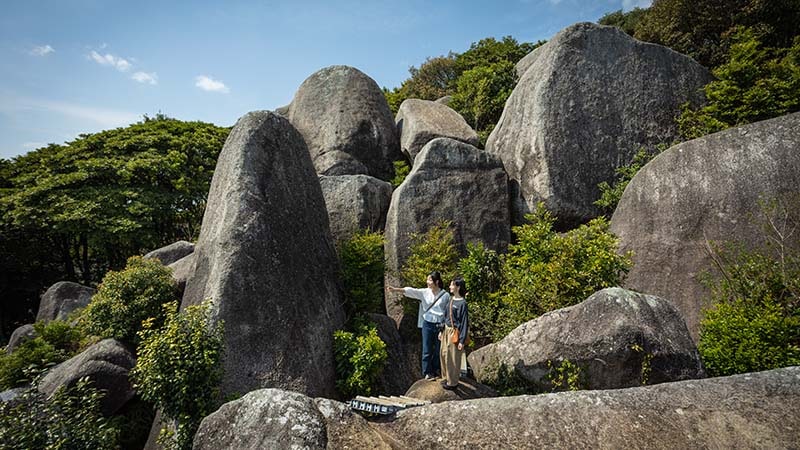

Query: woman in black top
left=439, top=277, right=469, bottom=389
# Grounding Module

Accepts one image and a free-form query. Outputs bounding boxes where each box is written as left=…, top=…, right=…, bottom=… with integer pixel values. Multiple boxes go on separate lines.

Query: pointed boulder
left=182, top=111, right=346, bottom=399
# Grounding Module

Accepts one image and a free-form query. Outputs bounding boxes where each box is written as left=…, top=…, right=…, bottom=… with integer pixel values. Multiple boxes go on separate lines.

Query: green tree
left=0, top=118, right=228, bottom=340
left=598, top=8, right=649, bottom=36
left=383, top=54, right=458, bottom=113
left=450, top=60, right=517, bottom=145
left=84, top=256, right=178, bottom=345
left=132, top=301, right=224, bottom=450
left=453, top=36, right=540, bottom=74
left=678, top=28, right=800, bottom=139
left=634, top=0, right=800, bottom=68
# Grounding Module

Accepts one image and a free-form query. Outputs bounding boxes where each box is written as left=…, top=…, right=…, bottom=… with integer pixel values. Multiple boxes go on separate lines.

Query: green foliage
left=594, top=145, right=668, bottom=215
left=399, top=222, right=459, bottom=314
left=598, top=8, right=649, bottom=36
left=450, top=60, right=517, bottom=144
left=132, top=300, right=224, bottom=450
left=0, top=117, right=228, bottom=337
left=390, top=160, right=410, bottom=187
left=497, top=204, right=632, bottom=339
left=333, top=323, right=388, bottom=398
left=698, top=198, right=800, bottom=377
left=546, top=359, right=586, bottom=392
left=339, top=230, right=386, bottom=319
left=383, top=54, right=458, bottom=113
left=383, top=35, right=542, bottom=140
left=678, top=28, right=800, bottom=139
left=0, top=377, right=119, bottom=449
left=0, top=319, right=86, bottom=389
left=633, top=0, right=800, bottom=68
left=458, top=243, right=504, bottom=346
left=453, top=36, right=540, bottom=74
left=84, top=256, right=178, bottom=345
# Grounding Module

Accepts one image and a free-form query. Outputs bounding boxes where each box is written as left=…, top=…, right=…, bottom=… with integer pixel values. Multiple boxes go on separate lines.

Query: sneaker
left=424, top=374, right=435, bottom=381
left=442, top=383, right=457, bottom=390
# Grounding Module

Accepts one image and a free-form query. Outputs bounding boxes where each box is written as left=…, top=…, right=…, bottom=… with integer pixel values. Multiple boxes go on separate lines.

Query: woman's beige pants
left=440, top=326, right=463, bottom=387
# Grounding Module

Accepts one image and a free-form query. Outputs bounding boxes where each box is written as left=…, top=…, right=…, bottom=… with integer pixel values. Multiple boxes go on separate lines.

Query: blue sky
left=0, top=0, right=651, bottom=160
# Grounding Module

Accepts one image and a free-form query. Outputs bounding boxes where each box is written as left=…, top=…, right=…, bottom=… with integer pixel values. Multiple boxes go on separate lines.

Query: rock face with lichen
left=610, top=112, right=800, bottom=341
left=395, top=98, right=479, bottom=163
left=182, top=110, right=345, bottom=400
left=286, top=65, right=402, bottom=180
left=486, top=22, right=711, bottom=227
left=469, top=287, right=705, bottom=390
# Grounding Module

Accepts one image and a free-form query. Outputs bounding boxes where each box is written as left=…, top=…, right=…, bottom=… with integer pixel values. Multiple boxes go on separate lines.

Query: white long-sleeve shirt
left=403, top=287, right=450, bottom=328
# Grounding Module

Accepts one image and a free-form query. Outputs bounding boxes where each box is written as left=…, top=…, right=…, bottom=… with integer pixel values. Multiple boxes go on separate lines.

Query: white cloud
left=622, top=0, right=652, bottom=10
left=30, top=45, right=54, bottom=56
left=88, top=50, right=132, bottom=72
left=132, top=71, right=158, bottom=85
left=195, top=75, right=230, bottom=93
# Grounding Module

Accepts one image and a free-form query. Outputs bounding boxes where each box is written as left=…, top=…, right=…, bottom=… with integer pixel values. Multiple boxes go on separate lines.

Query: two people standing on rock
left=387, top=271, right=450, bottom=380
left=387, top=272, right=470, bottom=389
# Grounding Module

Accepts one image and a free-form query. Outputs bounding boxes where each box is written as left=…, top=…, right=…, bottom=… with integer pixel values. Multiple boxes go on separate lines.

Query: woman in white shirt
left=386, top=271, right=450, bottom=380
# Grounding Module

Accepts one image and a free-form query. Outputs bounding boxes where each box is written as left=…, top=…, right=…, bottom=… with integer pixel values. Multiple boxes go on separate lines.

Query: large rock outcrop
left=395, top=99, right=479, bottom=163
left=611, top=112, right=800, bottom=340
left=143, top=240, right=194, bottom=266
left=35, top=281, right=96, bottom=322
left=486, top=22, right=711, bottom=227
left=469, top=288, right=704, bottom=390
left=38, top=339, right=136, bottom=416
left=375, top=366, right=800, bottom=449
left=384, top=138, right=510, bottom=324
left=192, top=389, right=388, bottom=450
left=319, top=175, right=393, bottom=246
left=182, top=111, right=346, bottom=399
left=287, top=65, right=401, bottom=180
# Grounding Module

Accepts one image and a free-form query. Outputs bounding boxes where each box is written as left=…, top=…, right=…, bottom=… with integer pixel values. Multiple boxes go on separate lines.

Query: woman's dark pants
left=422, top=320, right=441, bottom=377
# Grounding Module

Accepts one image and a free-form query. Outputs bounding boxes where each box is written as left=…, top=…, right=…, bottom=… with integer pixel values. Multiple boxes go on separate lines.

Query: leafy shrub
left=0, top=377, right=119, bottom=449
left=400, top=221, right=459, bottom=315
left=0, top=319, right=85, bottom=389
left=483, top=362, right=536, bottom=396
left=390, top=160, right=410, bottom=187
left=339, top=230, right=385, bottom=319
left=458, top=243, right=504, bottom=346
left=131, top=301, right=224, bottom=450
left=449, top=60, right=517, bottom=145
left=84, top=256, right=178, bottom=345
left=333, top=323, right=388, bottom=398
left=678, top=28, right=800, bottom=140
left=594, top=145, right=669, bottom=215
left=497, top=204, right=632, bottom=339
left=699, top=198, right=800, bottom=377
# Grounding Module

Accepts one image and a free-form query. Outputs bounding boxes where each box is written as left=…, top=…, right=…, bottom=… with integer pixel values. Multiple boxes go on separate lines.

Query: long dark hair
left=429, top=271, right=444, bottom=289
left=452, top=277, right=467, bottom=297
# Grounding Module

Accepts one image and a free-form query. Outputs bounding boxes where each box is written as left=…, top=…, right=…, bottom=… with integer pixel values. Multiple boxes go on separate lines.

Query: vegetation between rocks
left=699, top=198, right=800, bottom=377
left=132, top=300, right=224, bottom=450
